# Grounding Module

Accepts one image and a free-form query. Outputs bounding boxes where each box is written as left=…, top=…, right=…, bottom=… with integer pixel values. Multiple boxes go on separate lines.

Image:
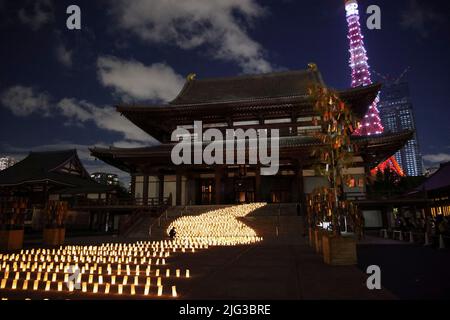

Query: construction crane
left=372, top=67, right=411, bottom=85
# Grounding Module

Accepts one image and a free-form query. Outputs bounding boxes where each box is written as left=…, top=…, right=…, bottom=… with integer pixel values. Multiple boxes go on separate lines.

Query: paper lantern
left=22, top=280, right=28, bottom=290
left=118, top=284, right=123, bottom=295
left=176, top=269, right=180, bottom=277
left=186, top=269, right=190, bottom=278
left=105, top=283, right=110, bottom=294
left=157, top=285, right=163, bottom=297
left=82, top=282, right=87, bottom=293
left=33, top=280, right=39, bottom=290
left=93, top=283, right=98, bottom=294
left=58, top=282, right=63, bottom=292
left=45, top=281, right=51, bottom=291
left=171, top=285, right=177, bottom=297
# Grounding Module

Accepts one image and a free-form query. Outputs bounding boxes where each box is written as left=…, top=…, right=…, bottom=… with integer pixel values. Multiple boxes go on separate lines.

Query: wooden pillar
left=255, top=167, right=261, bottom=202
left=158, top=174, right=164, bottom=205
left=142, top=175, right=149, bottom=205
left=297, top=165, right=306, bottom=214
left=215, top=167, right=223, bottom=204
left=130, top=175, right=136, bottom=198
left=176, top=172, right=182, bottom=206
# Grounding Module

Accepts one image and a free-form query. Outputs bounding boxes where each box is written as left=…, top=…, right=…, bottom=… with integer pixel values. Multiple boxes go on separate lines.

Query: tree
left=309, top=85, right=362, bottom=236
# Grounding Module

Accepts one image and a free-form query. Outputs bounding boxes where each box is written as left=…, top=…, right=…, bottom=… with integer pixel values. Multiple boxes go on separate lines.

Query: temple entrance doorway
left=198, top=178, right=214, bottom=205
left=234, top=178, right=255, bottom=203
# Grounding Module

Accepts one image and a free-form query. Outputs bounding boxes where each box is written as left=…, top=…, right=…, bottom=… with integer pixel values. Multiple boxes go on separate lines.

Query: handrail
left=72, top=197, right=170, bottom=208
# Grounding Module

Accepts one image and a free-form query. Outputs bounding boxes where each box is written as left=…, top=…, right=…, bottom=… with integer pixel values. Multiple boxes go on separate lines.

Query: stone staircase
left=125, top=203, right=304, bottom=241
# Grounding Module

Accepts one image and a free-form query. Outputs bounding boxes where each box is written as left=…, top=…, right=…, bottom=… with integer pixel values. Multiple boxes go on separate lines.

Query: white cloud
left=1, top=86, right=157, bottom=144
left=97, top=56, right=184, bottom=102
left=110, top=0, right=273, bottom=73
left=56, top=44, right=73, bottom=67
left=0, top=86, right=52, bottom=116
left=423, top=153, right=450, bottom=164
left=18, top=0, right=53, bottom=31
left=400, top=0, right=444, bottom=38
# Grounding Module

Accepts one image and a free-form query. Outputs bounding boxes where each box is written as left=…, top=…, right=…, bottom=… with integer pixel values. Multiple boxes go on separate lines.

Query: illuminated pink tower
left=345, top=0, right=383, bottom=135
left=344, top=0, right=404, bottom=175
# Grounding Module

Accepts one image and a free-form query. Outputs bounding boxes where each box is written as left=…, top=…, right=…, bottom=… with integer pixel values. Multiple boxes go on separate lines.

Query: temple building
left=0, top=150, right=116, bottom=230
left=91, top=66, right=413, bottom=208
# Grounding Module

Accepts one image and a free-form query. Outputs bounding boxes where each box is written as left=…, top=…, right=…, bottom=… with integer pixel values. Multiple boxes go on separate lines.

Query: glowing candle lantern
left=176, top=269, right=180, bottom=278
left=33, top=280, right=39, bottom=290
left=118, top=284, right=123, bottom=295
left=45, top=281, right=51, bottom=291
left=186, top=269, right=190, bottom=278
left=58, top=282, right=63, bottom=292
left=64, top=274, right=69, bottom=283
left=99, top=275, right=103, bottom=285
left=22, top=280, right=28, bottom=290
left=162, top=259, right=166, bottom=265
left=131, top=284, right=136, bottom=295
left=52, top=273, right=57, bottom=282
left=146, top=266, right=151, bottom=277
left=68, top=281, right=74, bottom=292
left=157, top=285, right=163, bottom=297
left=155, top=269, right=160, bottom=277
left=146, top=277, right=151, bottom=287
left=88, top=274, right=93, bottom=284
left=111, top=275, right=116, bottom=285
left=11, top=280, right=17, bottom=290
left=105, top=283, right=110, bottom=294
left=15, top=272, right=20, bottom=280
left=123, top=276, right=128, bottom=285
left=93, top=283, right=98, bottom=294
left=157, top=277, right=162, bottom=287
left=134, top=276, right=139, bottom=286
left=82, top=282, right=87, bottom=293
left=165, top=269, right=170, bottom=277
left=144, top=284, right=150, bottom=296
left=172, top=285, right=177, bottom=298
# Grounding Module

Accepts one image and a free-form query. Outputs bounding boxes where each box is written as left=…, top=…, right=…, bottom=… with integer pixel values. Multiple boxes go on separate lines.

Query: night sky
left=1, top=0, right=449, bottom=182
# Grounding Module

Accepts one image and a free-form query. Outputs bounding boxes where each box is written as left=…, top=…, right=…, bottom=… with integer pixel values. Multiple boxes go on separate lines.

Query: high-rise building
left=0, top=156, right=16, bottom=171
left=90, top=172, right=119, bottom=186
left=378, top=82, right=424, bottom=176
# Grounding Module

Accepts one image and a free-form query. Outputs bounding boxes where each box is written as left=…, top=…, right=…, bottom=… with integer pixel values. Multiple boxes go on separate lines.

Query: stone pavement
left=167, top=217, right=396, bottom=300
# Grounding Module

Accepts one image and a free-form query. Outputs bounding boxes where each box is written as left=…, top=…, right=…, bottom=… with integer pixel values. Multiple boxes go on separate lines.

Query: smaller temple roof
left=414, top=162, right=450, bottom=192
left=0, top=149, right=112, bottom=194
left=90, top=130, right=413, bottom=173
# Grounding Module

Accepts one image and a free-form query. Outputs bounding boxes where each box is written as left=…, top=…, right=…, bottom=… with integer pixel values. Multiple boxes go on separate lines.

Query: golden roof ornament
left=187, top=73, right=197, bottom=81
left=308, top=63, right=318, bottom=71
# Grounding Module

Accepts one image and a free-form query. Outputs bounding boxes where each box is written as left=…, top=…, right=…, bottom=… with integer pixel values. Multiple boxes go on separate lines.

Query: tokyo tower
left=344, top=0, right=404, bottom=176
